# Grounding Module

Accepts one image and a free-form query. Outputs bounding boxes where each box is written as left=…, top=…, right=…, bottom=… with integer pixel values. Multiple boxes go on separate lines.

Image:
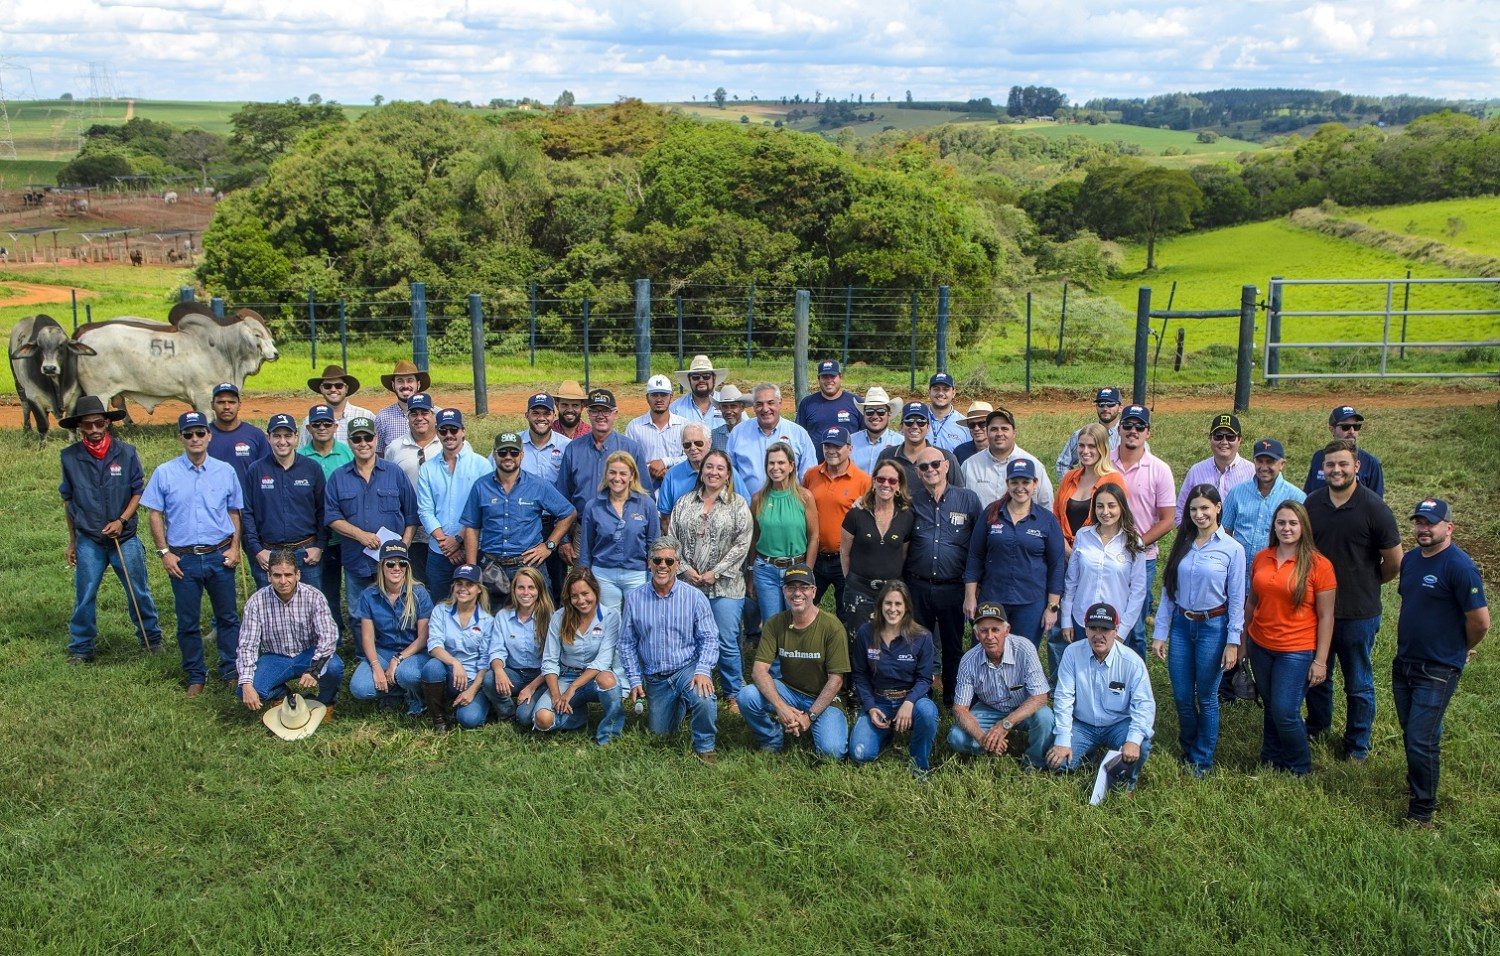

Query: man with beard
left=551, top=380, right=591, bottom=440
left=463, top=432, right=576, bottom=604
left=672, top=355, right=727, bottom=431
left=797, top=360, right=864, bottom=462
left=374, top=360, right=430, bottom=455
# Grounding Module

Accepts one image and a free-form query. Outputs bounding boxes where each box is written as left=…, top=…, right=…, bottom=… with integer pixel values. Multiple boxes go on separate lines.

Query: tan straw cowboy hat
left=262, top=693, right=328, bottom=741
left=380, top=359, right=431, bottom=393
left=674, top=354, right=727, bottom=389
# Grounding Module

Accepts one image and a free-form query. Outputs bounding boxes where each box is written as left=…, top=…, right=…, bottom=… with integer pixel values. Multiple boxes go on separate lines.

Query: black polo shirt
left=1305, top=482, right=1400, bottom=620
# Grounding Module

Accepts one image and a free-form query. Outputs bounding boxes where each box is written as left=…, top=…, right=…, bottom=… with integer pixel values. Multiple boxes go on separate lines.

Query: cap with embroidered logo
left=820, top=426, right=851, bottom=447
left=307, top=404, right=335, bottom=425
left=212, top=382, right=239, bottom=398
left=1251, top=437, right=1285, bottom=461
left=406, top=393, right=435, bottom=413
left=177, top=411, right=209, bottom=433
left=436, top=408, right=464, bottom=430
left=527, top=393, right=555, bottom=411
left=1006, top=458, right=1037, bottom=481
left=1084, top=603, right=1119, bottom=629
left=818, top=360, right=841, bottom=376
left=587, top=388, right=617, bottom=409
left=267, top=413, right=297, bottom=434
left=1122, top=404, right=1150, bottom=426
left=1410, top=498, right=1450, bottom=523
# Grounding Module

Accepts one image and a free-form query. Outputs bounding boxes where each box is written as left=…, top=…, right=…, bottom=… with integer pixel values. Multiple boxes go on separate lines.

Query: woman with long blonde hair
left=349, top=541, right=435, bottom=723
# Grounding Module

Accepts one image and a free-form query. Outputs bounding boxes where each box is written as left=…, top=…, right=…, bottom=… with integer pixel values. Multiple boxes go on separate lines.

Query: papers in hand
left=1090, top=749, right=1125, bottom=806
left=362, top=527, right=402, bottom=562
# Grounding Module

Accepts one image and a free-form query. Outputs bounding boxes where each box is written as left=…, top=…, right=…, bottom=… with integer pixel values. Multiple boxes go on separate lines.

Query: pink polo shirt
left=1111, top=449, right=1176, bottom=559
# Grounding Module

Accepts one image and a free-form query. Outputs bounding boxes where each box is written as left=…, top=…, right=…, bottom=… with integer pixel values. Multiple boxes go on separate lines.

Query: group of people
left=57, top=356, right=1487, bottom=821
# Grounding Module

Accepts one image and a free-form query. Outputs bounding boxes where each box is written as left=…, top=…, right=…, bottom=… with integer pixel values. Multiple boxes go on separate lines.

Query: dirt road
left=0, top=282, right=97, bottom=309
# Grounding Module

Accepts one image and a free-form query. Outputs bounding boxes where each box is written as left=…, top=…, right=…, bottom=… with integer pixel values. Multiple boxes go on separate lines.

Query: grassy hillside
left=1352, top=196, right=1500, bottom=259
left=0, top=159, right=66, bottom=187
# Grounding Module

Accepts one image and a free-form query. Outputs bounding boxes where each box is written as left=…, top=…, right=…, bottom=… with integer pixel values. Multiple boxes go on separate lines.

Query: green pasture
left=0, top=158, right=66, bottom=187
left=1, top=403, right=1497, bottom=952
left=1351, top=195, right=1500, bottom=259
left=1007, top=120, right=1263, bottom=156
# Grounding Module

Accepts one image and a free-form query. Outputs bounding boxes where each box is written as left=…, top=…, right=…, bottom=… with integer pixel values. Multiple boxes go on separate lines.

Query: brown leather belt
left=1180, top=605, right=1227, bottom=621
left=172, top=536, right=233, bottom=556
left=763, top=555, right=797, bottom=569
left=484, top=553, right=524, bottom=567
left=877, top=688, right=910, bottom=700
left=267, top=536, right=315, bottom=549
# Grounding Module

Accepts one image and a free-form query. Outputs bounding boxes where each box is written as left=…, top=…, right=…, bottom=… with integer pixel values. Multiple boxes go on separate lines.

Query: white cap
left=646, top=374, right=673, bottom=395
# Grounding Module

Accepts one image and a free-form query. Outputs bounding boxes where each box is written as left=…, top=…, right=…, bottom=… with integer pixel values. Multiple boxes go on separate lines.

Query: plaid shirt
left=236, top=582, right=340, bottom=685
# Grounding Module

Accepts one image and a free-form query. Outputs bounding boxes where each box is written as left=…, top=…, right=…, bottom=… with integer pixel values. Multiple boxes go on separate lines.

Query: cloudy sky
left=3, top=0, right=1496, bottom=105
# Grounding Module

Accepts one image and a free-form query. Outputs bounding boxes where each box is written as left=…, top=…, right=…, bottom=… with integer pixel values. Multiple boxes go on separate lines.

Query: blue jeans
left=752, top=558, right=789, bottom=620
left=534, top=672, right=625, bottom=744
left=425, top=548, right=460, bottom=603
left=343, top=569, right=375, bottom=625
left=238, top=646, right=344, bottom=706
left=1166, top=610, right=1229, bottom=770
left=1126, top=558, right=1156, bottom=659
left=1392, top=657, right=1462, bottom=821
left=852, top=697, right=940, bottom=771
left=349, top=648, right=430, bottom=714
left=593, top=565, right=648, bottom=691
left=709, top=596, right=745, bottom=696
left=641, top=663, right=719, bottom=754
left=1060, top=718, right=1152, bottom=789
left=1046, top=627, right=1072, bottom=685
left=737, top=680, right=849, bottom=759
left=69, top=535, right=162, bottom=655
left=483, top=665, right=543, bottom=727
left=1247, top=641, right=1314, bottom=775
left=946, top=702, right=1055, bottom=769
left=1305, top=615, right=1380, bottom=759
left=248, top=546, right=324, bottom=593
left=418, top=656, right=493, bottom=729
left=1003, top=598, right=1048, bottom=651
left=167, top=548, right=240, bottom=684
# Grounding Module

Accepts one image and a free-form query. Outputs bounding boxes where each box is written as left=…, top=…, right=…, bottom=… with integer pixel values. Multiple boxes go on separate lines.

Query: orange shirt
left=1052, top=469, right=1127, bottom=545
left=1249, top=549, right=1336, bottom=652
left=803, top=463, right=871, bottom=552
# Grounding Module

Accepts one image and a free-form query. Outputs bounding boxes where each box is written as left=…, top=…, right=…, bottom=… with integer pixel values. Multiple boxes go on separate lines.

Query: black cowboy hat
left=59, top=395, right=127, bottom=430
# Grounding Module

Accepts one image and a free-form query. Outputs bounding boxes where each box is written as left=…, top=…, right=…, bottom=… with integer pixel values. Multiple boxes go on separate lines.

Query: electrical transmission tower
left=0, top=56, right=24, bottom=160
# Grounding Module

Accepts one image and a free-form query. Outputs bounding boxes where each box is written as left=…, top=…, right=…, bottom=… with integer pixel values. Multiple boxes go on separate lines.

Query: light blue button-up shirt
left=492, top=607, right=547, bottom=671
left=849, top=428, right=902, bottom=474
left=1222, top=475, right=1305, bottom=576
left=520, top=430, right=571, bottom=484
left=726, top=416, right=817, bottom=498
left=671, top=394, right=724, bottom=431
left=141, top=453, right=243, bottom=547
left=1060, top=526, right=1149, bottom=634
left=927, top=408, right=967, bottom=452
left=619, top=578, right=719, bottom=688
left=1052, top=639, right=1155, bottom=748
left=542, top=606, right=620, bottom=677
left=426, top=602, right=499, bottom=679
left=417, top=449, right=492, bottom=538
left=1153, top=527, right=1247, bottom=646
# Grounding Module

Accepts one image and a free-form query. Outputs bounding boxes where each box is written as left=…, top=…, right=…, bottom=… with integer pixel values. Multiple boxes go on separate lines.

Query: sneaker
left=1402, top=814, right=1435, bottom=830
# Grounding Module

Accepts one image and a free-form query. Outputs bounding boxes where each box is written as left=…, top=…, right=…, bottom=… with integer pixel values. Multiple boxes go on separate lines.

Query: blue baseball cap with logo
left=1095, top=387, right=1122, bottom=405
left=928, top=372, right=955, bottom=389
left=1006, top=458, right=1037, bottom=481
left=178, top=411, right=209, bottom=433
left=820, top=425, right=851, bottom=447
left=1410, top=498, right=1450, bottom=523
left=267, top=413, right=297, bottom=434
left=901, top=401, right=931, bottom=423
left=1329, top=405, right=1364, bottom=425
left=452, top=564, right=482, bottom=584
left=818, top=360, right=841, bottom=376
left=1251, top=437, right=1285, bottom=461
left=1122, top=404, right=1150, bottom=426
left=527, top=392, right=555, bottom=411
left=436, top=408, right=464, bottom=430
left=406, top=393, right=435, bottom=413
left=212, top=382, right=239, bottom=398
left=307, top=404, right=336, bottom=424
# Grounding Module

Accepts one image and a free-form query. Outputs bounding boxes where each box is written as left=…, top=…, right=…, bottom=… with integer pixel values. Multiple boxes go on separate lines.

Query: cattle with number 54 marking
left=75, top=302, right=279, bottom=413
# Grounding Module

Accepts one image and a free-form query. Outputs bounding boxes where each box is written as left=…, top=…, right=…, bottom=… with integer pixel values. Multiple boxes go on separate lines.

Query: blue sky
left=3, top=1, right=1496, bottom=105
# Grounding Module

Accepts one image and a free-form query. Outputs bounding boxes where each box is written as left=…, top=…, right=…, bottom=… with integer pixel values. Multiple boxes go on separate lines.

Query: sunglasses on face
left=588, top=409, right=612, bottom=417
left=968, top=421, right=986, bottom=430
left=903, top=418, right=928, bottom=427
left=349, top=434, right=375, bottom=444
left=383, top=560, right=408, bottom=569
left=682, top=439, right=706, bottom=449
left=1121, top=423, right=1148, bottom=433
left=1336, top=422, right=1363, bottom=431
left=649, top=556, right=677, bottom=566
left=438, top=426, right=461, bottom=436
left=319, top=382, right=346, bottom=391
left=181, top=429, right=209, bottom=439
left=310, top=421, right=335, bottom=429
left=689, top=373, right=714, bottom=381
left=1211, top=432, right=1239, bottom=442
left=915, top=461, right=943, bottom=472
left=873, top=475, right=900, bottom=486
left=865, top=408, right=888, bottom=417
left=495, top=449, right=521, bottom=458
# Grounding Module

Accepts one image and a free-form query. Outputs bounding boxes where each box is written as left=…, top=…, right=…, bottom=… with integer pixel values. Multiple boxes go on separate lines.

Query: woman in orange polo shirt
left=1245, top=500, right=1335, bottom=776
left=1053, top=422, right=1125, bottom=548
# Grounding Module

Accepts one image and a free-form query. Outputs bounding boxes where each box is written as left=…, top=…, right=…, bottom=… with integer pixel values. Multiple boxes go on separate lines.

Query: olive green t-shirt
left=756, top=609, right=850, bottom=699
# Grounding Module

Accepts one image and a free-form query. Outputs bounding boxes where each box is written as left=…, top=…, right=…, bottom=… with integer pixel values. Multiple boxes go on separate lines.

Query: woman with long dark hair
left=1054, top=483, right=1148, bottom=680
left=839, top=459, right=914, bottom=635
left=1152, top=483, right=1246, bottom=775
left=532, top=567, right=625, bottom=745
left=848, top=581, right=938, bottom=774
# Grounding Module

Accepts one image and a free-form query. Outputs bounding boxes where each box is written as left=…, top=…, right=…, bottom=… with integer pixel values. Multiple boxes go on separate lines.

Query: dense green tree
left=57, top=151, right=132, bottom=187
left=1078, top=163, right=1201, bottom=268
left=229, top=99, right=347, bottom=164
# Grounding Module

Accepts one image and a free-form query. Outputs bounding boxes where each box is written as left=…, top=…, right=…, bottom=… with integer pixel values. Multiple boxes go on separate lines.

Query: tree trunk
left=1145, top=232, right=1157, bottom=270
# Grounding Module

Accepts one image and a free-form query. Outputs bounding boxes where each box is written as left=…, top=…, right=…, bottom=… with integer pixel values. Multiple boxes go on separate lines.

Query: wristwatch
left=1001, top=718, right=1014, bottom=731
left=1047, top=603, right=1061, bottom=612
left=545, top=540, right=557, bottom=551
left=156, top=547, right=171, bottom=557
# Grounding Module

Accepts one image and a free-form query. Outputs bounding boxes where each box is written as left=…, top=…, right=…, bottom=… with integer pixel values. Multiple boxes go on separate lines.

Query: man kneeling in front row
left=947, top=602, right=1055, bottom=767
left=237, top=548, right=344, bottom=719
left=1047, top=602, right=1155, bottom=791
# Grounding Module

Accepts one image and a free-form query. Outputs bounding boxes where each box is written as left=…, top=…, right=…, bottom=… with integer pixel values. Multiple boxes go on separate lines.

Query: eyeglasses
left=682, top=439, right=706, bottom=449
left=864, top=408, right=888, bottom=417
left=383, top=560, right=408, bottom=569
left=649, top=556, right=677, bottom=566
left=873, top=475, right=900, bottom=486
left=1211, top=432, right=1239, bottom=442
left=688, top=373, right=714, bottom=381
left=181, top=429, right=209, bottom=439
left=319, top=382, right=346, bottom=391
left=349, top=434, right=375, bottom=444
left=588, top=408, right=613, bottom=417
left=1121, top=423, right=1148, bottom=433
left=1335, top=421, right=1363, bottom=431
left=438, top=426, right=461, bottom=436
left=495, top=448, right=521, bottom=458
left=903, top=418, right=928, bottom=427
left=915, top=461, right=944, bottom=472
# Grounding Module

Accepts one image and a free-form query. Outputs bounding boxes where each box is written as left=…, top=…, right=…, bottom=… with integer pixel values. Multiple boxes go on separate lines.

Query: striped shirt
left=1053, top=640, right=1155, bottom=749
left=953, top=638, right=1049, bottom=713
left=236, top=583, right=339, bottom=684
left=619, top=578, right=719, bottom=688
left=1177, top=455, right=1255, bottom=522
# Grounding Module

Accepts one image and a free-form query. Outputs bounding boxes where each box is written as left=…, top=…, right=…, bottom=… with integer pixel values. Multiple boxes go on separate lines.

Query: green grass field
left=0, top=158, right=67, bottom=187
left=0, top=402, right=1496, bottom=952
left=1352, top=196, right=1500, bottom=259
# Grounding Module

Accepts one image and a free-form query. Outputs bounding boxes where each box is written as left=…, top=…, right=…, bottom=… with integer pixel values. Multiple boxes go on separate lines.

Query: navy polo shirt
left=964, top=500, right=1066, bottom=604
left=796, top=391, right=865, bottom=462
left=1397, top=544, right=1487, bottom=671
left=242, top=454, right=327, bottom=554
left=324, top=459, right=418, bottom=577
left=59, top=438, right=145, bottom=544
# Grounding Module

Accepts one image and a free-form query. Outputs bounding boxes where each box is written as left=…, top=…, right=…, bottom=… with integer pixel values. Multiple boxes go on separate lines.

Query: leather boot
left=421, top=681, right=452, bottom=733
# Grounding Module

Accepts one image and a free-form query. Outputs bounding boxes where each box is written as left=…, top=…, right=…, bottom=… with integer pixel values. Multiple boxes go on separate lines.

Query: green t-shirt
left=755, top=488, right=808, bottom=559
left=756, top=609, right=850, bottom=699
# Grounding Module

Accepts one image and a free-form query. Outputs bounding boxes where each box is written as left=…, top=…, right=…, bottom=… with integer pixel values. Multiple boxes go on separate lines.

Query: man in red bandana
left=58, top=395, right=164, bottom=663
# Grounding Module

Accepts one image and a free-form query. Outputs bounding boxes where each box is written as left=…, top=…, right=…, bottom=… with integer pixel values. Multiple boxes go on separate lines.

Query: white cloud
left=1304, top=4, right=1375, bottom=54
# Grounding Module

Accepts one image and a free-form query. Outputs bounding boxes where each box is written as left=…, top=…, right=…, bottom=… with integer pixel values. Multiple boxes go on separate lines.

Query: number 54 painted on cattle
left=150, top=338, right=177, bottom=357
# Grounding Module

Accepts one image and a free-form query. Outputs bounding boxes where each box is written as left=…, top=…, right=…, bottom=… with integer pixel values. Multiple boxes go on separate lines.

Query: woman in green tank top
left=750, top=442, right=820, bottom=621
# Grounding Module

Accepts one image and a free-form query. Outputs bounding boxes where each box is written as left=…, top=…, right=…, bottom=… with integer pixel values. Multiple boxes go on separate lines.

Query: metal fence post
left=469, top=293, right=488, bottom=416
left=745, top=281, right=755, bottom=368
left=528, top=280, right=538, bottom=367
left=338, top=299, right=348, bottom=369
left=907, top=292, right=919, bottom=393
left=634, top=278, right=652, bottom=383
left=582, top=297, right=591, bottom=391
left=793, top=290, right=810, bottom=403
left=936, top=285, right=950, bottom=374
left=178, top=286, right=193, bottom=303
left=842, top=286, right=852, bottom=368
left=1234, top=285, right=1257, bottom=412
left=1399, top=268, right=1412, bottom=360
left=1132, top=287, right=1152, bottom=405
left=210, top=296, right=224, bottom=319
left=1380, top=280, right=1394, bottom=376
left=308, top=288, right=318, bottom=369
left=411, top=282, right=429, bottom=372
left=1056, top=280, right=1068, bottom=366
left=1265, top=277, right=1282, bottom=385
left=71, top=289, right=78, bottom=332
left=1025, top=292, right=1033, bottom=396
left=675, top=295, right=685, bottom=365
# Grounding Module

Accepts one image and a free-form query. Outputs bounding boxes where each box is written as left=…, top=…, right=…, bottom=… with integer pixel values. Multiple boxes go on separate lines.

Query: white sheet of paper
left=1090, top=749, right=1124, bottom=805
left=361, top=526, right=402, bottom=563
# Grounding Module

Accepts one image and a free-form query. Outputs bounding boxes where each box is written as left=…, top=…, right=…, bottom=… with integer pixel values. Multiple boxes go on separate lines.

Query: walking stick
left=113, top=536, right=154, bottom=652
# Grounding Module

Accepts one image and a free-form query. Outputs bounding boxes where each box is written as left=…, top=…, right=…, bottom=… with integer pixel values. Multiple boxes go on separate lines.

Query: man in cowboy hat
left=374, top=359, right=432, bottom=455
left=551, top=380, right=591, bottom=440
left=710, top=385, right=747, bottom=452
left=384, top=393, right=448, bottom=584
left=952, top=401, right=993, bottom=467
left=848, top=386, right=901, bottom=474
left=58, top=395, right=164, bottom=664
left=797, top=360, right=864, bottom=463
left=299, top=365, right=372, bottom=447
left=672, top=355, right=727, bottom=431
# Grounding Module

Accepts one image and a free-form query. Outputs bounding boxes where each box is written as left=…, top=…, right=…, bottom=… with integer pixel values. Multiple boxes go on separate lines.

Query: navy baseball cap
left=1251, top=437, right=1285, bottom=461
left=1329, top=405, right=1364, bottom=425
left=178, top=411, right=209, bottom=432
left=901, top=401, right=931, bottom=423
left=1006, top=458, right=1037, bottom=481
left=781, top=563, right=816, bottom=587
left=1122, top=404, right=1150, bottom=426
left=212, top=382, right=239, bottom=398
left=527, top=392, right=555, bottom=411
left=1084, top=603, right=1119, bottom=629
left=820, top=425, right=851, bottom=447
left=267, top=413, right=297, bottom=434
left=1095, top=387, right=1122, bottom=405
left=406, top=393, right=435, bottom=413
left=451, top=564, right=482, bottom=584
left=928, top=372, right=955, bottom=388
left=1410, top=498, right=1451, bottom=523
left=436, top=408, right=464, bottom=430
left=973, top=602, right=1008, bottom=624
left=587, top=388, right=617, bottom=409
left=378, top=541, right=410, bottom=564
left=818, top=360, right=841, bottom=376
left=307, top=404, right=336, bottom=424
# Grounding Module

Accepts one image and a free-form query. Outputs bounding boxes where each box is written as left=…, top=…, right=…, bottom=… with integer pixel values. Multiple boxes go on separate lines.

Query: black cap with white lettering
left=1084, top=603, right=1119, bottom=629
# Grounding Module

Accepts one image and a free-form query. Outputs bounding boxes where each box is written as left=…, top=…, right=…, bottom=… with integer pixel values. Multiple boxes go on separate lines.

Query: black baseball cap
left=1210, top=413, right=1241, bottom=436
left=973, top=602, right=1008, bottom=624
left=1084, top=603, right=1118, bottom=629
left=587, top=388, right=617, bottom=409
left=781, top=563, right=815, bottom=587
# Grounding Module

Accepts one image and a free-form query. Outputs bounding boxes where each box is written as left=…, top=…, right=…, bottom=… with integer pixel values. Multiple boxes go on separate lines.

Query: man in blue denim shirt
left=462, top=432, right=576, bottom=600
left=324, top=416, right=418, bottom=622
left=905, top=446, right=982, bottom=706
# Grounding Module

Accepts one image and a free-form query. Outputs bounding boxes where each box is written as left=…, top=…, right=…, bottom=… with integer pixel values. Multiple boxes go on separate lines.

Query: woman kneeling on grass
left=349, top=542, right=433, bottom=720
left=849, top=581, right=939, bottom=775
left=421, top=564, right=507, bottom=731
left=531, top=567, right=624, bottom=745
left=487, top=566, right=554, bottom=728
left=1245, top=501, right=1335, bottom=776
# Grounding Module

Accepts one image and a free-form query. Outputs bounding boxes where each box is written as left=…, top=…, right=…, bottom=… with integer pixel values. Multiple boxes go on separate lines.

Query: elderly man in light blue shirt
left=726, top=382, right=817, bottom=497
left=1222, top=437, right=1305, bottom=585
left=1047, top=602, right=1155, bottom=792
left=418, top=409, right=492, bottom=601
left=621, top=536, right=721, bottom=761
